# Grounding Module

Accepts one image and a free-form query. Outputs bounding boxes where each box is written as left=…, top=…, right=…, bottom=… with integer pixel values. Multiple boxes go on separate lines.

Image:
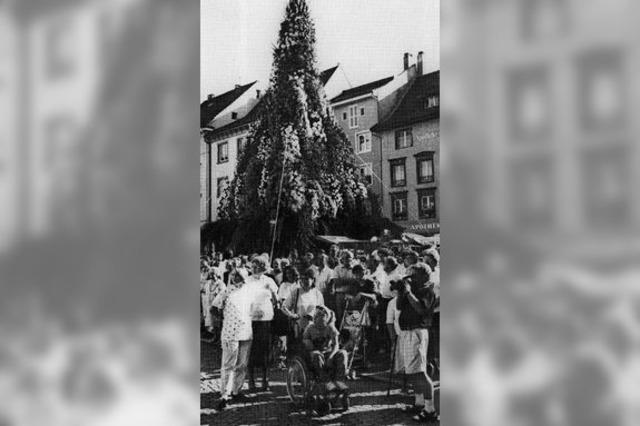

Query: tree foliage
left=218, top=0, right=367, bottom=254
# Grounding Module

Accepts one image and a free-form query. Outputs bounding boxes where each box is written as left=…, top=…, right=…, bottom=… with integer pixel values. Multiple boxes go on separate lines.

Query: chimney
left=403, top=52, right=410, bottom=70
left=256, top=89, right=261, bottom=99
left=231, top=112, right=238, bottom=120
left=207, top=94, right=214, bottom=101
left=417, top=51, right=424, bottom=75
left=235, top=84, right=241, bottom=89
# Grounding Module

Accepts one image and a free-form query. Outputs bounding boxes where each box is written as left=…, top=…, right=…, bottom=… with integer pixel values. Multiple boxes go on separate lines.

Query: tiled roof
left=207, top=66, right=339, bottom=138
left=329, top=76, right=394, bottom=104
left=200, top=81, right=256, bottom=128
left=371, top=71, right=439, bottom=133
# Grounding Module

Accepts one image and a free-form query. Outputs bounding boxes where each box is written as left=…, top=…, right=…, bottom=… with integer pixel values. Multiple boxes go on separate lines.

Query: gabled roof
left=319, top=65, right=339, bottom=86
left=371, top=71, right=439, bottom=133
left=329, top=76, right=394, bottom=104
left=206, top=66, right=339, bottom=138
left=200, top=81, right=256, bottom=128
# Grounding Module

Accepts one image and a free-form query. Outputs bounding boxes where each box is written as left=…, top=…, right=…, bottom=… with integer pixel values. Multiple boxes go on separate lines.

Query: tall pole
left=269, top=153, right=287, bottom=261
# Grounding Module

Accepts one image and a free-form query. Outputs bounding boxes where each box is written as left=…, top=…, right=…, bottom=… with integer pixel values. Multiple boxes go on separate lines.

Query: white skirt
left=394, top=328, right=429, bottom=375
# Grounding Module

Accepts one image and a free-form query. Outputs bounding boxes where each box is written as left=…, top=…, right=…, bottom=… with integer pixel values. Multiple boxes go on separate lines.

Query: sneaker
left=412, top=408, right=438, bottom=422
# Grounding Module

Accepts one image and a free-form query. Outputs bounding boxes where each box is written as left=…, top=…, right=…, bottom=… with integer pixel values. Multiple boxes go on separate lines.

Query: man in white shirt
left=212, top=269, right=253, bottom=409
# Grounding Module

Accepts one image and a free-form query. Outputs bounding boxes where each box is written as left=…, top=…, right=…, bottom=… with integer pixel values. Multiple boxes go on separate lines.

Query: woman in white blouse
left=282, top=267, right=325, bottom=339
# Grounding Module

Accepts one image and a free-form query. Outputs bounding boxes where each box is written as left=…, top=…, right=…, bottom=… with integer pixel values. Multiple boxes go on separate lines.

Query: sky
left=201, top=0, right=440, bottom=100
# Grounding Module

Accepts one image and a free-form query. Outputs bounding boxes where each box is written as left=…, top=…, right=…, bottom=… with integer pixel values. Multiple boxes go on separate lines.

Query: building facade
left=200, top=81, right=258, bottom=223
left=201, top=66, right=342, bottom=223
left=329, top=76, right=395, bottom=202
left=372, top=68, right=440, bottom=235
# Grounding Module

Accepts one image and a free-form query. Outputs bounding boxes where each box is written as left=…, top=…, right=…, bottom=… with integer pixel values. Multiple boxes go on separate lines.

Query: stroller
left=338, top=297, right=372, bottom=379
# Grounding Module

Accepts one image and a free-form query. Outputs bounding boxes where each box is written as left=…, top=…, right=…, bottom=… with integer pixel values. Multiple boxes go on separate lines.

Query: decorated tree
left=218, top=0, right=367, bottom=254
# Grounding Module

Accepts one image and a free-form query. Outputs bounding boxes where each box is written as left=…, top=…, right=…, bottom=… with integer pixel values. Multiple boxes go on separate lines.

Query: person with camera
left=395, top=262, right=438, bottom=422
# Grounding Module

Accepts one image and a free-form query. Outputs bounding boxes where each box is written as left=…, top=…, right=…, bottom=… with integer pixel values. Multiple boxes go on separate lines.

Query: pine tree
left=219, top=0, right=367, bottom=254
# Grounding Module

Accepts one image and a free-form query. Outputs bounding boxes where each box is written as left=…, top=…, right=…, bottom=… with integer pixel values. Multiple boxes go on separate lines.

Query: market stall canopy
left=315, top=235, right=376, bottom=251
left=402, top=232, right=440, bottom=247
left=316, top=235, right=367, bottom=245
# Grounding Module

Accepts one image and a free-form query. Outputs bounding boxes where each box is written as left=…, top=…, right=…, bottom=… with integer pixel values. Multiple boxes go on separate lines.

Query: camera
left=390, top=278, right=408, bottom=292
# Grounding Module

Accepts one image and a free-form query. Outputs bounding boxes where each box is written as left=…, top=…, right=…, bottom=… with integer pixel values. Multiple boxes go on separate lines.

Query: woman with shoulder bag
left=282, top=267, right=324, bottom=352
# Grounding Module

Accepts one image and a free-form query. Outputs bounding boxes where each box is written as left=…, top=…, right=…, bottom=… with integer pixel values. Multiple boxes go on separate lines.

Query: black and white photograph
left=200, top=0, right=440, bottom=424
left=3, top=1, right=640, bottom=425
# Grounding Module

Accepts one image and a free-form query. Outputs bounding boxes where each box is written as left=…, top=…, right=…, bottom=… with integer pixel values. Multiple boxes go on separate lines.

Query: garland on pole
left=219, top=0, right=367, bottom=254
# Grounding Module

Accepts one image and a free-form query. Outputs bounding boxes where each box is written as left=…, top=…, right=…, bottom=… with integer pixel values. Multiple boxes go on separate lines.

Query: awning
left=316, top=235, right=366, bottom=245
left=402, top=232, right=440, bottom=247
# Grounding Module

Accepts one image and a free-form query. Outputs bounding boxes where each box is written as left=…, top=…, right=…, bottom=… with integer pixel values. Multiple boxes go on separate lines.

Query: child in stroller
left=302, top=305, right=349, bottom=396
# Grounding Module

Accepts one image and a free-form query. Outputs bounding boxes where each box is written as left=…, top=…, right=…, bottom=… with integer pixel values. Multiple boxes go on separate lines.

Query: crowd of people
left=200, top=242, right=440, bottom=421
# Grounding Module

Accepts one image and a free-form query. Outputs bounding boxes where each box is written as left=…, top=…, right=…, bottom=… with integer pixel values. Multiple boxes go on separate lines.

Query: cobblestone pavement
left=201, top=340, right=439, bottom=426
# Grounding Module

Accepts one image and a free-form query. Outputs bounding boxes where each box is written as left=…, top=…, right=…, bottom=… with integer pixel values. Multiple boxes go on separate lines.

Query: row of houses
left=200, top=52, right=440, bottom=236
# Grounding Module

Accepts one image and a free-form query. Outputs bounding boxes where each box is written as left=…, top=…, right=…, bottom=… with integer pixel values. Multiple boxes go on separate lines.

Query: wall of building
left=380, top=119, right=440, bottom=234
left=331, top=96, right=383, bottom=199
left=199, top=136, right=209, bottom=223
left=207, top=128, right=249, bottom=221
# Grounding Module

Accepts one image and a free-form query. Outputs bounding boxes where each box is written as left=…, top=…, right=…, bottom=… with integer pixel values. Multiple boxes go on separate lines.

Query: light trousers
left=220, top=339, right=252, bottom=397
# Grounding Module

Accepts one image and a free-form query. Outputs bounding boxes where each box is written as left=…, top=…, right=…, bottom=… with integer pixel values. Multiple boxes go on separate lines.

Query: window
left=349, top=105, right=359, bottom=128
left=46, top=18, right=75, bottom=80
left=237, top=137, right=246, bottom=156
left=360, top=107, right=365, bottom=116
left=418, top=188, right=437, bottom=219
left=359, top=163, right=373, bottom=185
left=391, top=192, right=408, bottom=221
left=217, top=141, right=228, bottom=163
left=343, top=112, right=347, bottom=120
left=355, top=131, right=372, bottom=153
left=395, top=128, right=413, bottom=149
left=425, top=96, right=439, bottom=109
left=390, top=158, right=406, bottom=187
left=416, top=152, right=435, bottom=184
left=216, top=177, right=229, bottom=199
